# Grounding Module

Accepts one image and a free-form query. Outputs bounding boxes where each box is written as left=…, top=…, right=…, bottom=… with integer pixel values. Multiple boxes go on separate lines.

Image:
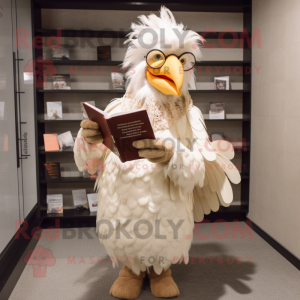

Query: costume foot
left=147, top=267, right=180, bottom=298
left=109, top=265, right=145, bottom=299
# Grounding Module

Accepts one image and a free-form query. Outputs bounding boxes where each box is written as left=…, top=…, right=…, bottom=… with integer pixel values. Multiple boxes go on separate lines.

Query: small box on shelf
left=214, top=76, right=230, bottom=90
left=209, top=102, right=225, bottom=119
left=72, top=189, right=89, bottom=210
left=87, top=193, right=98, bottom=212
left=47, top=194, right=63, bottom=214
left=53, top=74, right=71, bottom=90
left=52, top=44, right=69, bottom=61
left=57, top=131, right=74, bottom=151
left=111, top=72, right=125, bottom=90
left=46, top=102, right=62, bottom=120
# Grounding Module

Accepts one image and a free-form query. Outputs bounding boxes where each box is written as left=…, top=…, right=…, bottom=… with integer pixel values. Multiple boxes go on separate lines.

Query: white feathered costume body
left=74, top=7, right=241, bottom=276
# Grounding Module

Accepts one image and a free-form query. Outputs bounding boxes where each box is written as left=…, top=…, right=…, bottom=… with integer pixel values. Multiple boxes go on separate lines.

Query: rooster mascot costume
left=74, top=6, right=241, bottom=299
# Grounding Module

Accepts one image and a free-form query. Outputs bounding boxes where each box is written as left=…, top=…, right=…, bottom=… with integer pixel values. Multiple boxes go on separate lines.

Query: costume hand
left=80, top=120, right=103, bottom=144
left=132, top=138, right=174, bottom=164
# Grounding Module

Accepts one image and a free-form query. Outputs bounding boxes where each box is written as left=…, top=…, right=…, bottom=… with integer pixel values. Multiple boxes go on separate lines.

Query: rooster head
left=123, top=6, right=205, bottom=101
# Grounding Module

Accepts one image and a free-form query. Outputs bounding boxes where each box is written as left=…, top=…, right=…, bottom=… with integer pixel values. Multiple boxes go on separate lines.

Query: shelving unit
left=40, top=177, right=96, bottom=183
left=38, top=59, right=251, bottom=66
left=37, top=118, right=250, bottom=123
left=32, top=0, right=252, bottom=226
left=37, top=89, right=249, bottom=93
left=36, top=28, right=249, bottom=40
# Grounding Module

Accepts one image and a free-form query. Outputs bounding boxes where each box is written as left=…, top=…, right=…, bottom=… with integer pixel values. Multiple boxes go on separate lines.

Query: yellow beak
left=146, top=55, right=184, bottom=97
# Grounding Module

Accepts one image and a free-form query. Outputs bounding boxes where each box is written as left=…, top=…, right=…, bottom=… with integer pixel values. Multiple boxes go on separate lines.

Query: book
left=209, top=102, right=225, bottom=119
left=81, top=101, right=95, bottom=119
left=46, top=102, right=63, bottom=120
left=83, top=102, right=155, bottom=163
left=53, top=74, right=71, bottom=90
left=44, top=162, right=61, bottom=179
left=97, top=46, right=111, bottom=61
left=111, top=72, right=125, bottom=90
left=57, top=131, right=74, bottom=151
left=214, top=76, right=230, bottom=90
left=72, top=189, right=88, bottom=209
left=211, top=132, right=225, bottom=141
left=87, top=193, right=98, bottom=212
left=47, top=194, right=63, bottom=214
left=43, top=134, right=60, bottom=151
left=52, top=45, right=69, bottom=60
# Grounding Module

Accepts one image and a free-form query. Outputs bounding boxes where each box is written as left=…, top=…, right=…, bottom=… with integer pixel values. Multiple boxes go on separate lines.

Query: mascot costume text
left=74, top=6, right=241, bottom=299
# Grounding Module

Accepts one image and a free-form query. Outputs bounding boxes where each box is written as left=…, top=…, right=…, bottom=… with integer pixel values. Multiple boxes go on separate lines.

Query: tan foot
left=109, top=265, right=145, bottom=299
left=147, top=267, right=180, bottom=298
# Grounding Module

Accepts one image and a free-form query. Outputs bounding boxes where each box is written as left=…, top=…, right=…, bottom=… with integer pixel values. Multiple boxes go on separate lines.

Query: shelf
left=241, top=173, right=250, bottom=179
left=37, top=59, right=250, bottom=66
left=40, top=177, right=96, bottom=183
left=40, top=208, right=97, bottom=219
left=197, top=61, right=250, bottom=66
left=40, top=204, right=248, bottom=220
left=35, top=29, right=130, bottom=38
left=232, top=143, right=250, bottom=151
left=38, top=119, right=82, bottom=123
left=41, top=60, right=124, bottom=66
left=37, top=89, right=249, bottom=94
left=40, top=173, right=249, bottom=184
left=39, top=144, right=249, bottom=154
left=37, top=117, right=250, bottom=123
left=36, top=29, right=249, bottom=40
left=37, top=89, right=124, bottom=93
left=39, top=149, right=73, bottom=154
left=33, top=0, right=251, bottom=13
left=215, top=205, right=248, bottom=213
left=205, top=117, right=250, bottom=122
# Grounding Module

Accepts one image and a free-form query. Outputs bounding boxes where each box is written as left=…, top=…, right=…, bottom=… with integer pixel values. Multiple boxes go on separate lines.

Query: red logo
left=24, top=246, right=56, bottom=277
left=24, top=56, right=57, bottom=88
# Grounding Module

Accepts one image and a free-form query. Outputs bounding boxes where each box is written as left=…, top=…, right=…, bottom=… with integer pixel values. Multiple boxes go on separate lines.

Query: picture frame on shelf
left=46, top=101, right=63, bottom=120
left=52, top=44, right=69, bottom=61
left=57, top=131, right=75, bottom=151
left=53, top=74, right=71, bottom=90
left=214, top=76, right=230, bottom=90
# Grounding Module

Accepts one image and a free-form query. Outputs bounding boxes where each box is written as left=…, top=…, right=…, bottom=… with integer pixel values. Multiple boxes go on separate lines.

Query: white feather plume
left=122, top=6, right=205, bottom=100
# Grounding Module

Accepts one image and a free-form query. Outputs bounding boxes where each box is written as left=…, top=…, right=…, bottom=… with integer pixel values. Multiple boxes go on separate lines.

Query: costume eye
left=179, top=53, right=196, bottom=71
left=146, top=50, right=165, bottom=68
left=153, top=54, right=162, bottom=61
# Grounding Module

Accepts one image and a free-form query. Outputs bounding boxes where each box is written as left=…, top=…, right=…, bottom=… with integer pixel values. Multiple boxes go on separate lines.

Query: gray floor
left=8, top=222, right=300, bottom=300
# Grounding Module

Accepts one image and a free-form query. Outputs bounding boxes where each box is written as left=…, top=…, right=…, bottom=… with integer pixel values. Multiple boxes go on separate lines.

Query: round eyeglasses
left=145, top=49, right=196, bottom=71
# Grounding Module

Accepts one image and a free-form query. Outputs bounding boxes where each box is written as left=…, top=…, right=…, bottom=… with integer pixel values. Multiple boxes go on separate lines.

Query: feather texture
left=74, top=101, right=241, bottom=273
left=73, top=7, right=240, bottom=274
left=188, top=106, right=241, bottom=221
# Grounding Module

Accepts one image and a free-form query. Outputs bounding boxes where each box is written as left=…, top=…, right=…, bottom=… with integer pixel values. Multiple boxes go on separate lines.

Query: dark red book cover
left=44, top=162, right=61, bottom=179
left=97, top=46, right=111, bottom=61
left=82, top=102, right=155, bottom=162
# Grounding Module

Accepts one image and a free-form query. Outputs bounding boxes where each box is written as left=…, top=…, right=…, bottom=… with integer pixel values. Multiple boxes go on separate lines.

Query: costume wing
left=187, top=106, right=241, bottom=222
